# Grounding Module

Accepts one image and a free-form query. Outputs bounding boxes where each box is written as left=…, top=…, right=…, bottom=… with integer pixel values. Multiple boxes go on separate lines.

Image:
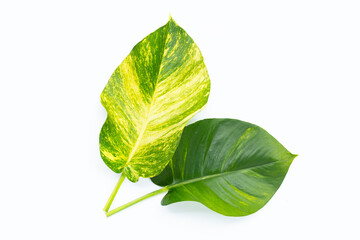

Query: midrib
left=124, top=97, right=155, bottom=168
left=123, top=23, right=170, bottom=169
left=166, top=158, right=293, bottom=190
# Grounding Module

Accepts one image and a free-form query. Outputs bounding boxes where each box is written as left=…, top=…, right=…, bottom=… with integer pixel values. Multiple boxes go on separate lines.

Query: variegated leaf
left=100, top=18, right=210, bottom=182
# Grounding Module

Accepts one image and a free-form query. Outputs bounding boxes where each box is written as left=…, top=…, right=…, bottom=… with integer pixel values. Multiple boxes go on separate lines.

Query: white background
left=1, top=0, right=359, bottom=239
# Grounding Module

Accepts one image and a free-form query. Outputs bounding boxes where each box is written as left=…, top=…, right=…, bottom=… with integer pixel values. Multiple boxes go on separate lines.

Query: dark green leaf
left=152, top=118, right=296, bottom=216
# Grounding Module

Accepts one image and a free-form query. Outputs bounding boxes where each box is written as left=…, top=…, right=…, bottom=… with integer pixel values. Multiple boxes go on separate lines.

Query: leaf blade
left=152, top=119, right=296, bottom=216
left=100, top=18, right=210, bottom=182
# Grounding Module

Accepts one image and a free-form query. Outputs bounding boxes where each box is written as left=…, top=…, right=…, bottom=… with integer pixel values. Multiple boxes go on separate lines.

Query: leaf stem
left=103, top=172, right=126, bottom=212
left=106, top=187, right=168, bottom=217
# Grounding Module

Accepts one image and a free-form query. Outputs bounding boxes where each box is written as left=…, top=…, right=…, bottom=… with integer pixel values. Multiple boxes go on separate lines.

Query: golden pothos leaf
left=152, top=119, right=296, bottom=216
left=100, top=18, right=210, bottom=182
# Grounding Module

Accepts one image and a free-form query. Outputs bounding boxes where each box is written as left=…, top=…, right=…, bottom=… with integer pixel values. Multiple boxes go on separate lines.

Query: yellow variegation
left=100, top=17, right=210, bottom=183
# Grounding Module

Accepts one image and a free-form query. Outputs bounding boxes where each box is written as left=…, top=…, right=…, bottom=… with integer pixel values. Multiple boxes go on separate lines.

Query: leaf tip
left=168, top=14, right=177, bottom=25
left=289, top=153, right=298, bottom=162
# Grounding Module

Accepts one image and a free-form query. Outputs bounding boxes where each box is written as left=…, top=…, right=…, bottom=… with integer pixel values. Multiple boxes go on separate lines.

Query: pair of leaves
left=100, top=17, right=296, bottom=217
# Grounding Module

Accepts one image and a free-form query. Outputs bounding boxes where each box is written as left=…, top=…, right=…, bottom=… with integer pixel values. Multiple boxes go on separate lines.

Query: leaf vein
left=168, top=158, right=292, bottom=190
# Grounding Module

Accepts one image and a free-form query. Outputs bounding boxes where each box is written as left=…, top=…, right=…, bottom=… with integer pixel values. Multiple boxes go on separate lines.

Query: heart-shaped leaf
left=100, top=18, right=210, bottom=182
left=151, top=119, right=296, bottom=216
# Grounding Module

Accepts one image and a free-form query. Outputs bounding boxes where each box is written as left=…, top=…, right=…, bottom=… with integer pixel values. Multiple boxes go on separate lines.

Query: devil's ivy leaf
left=100, top=18, right=210, bottom=182
left=152, top=119, right=296, bottom=216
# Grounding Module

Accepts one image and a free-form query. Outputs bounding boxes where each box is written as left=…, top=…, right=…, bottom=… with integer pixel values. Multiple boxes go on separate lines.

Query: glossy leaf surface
left=152, top=119, right=296, bottom=216
left=100, top=18, right=210, bottom=182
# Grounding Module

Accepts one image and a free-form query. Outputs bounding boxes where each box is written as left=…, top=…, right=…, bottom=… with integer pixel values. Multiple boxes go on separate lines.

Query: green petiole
left=103, top=172, right=126, bottom=212
left=106, top=187, right=169, bottom=217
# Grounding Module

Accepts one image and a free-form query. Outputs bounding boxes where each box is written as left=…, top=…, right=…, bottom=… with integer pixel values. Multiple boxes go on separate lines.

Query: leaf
left=100, top=17, right=210, bottom=182
left=151, top=119, right=296, bottom=216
